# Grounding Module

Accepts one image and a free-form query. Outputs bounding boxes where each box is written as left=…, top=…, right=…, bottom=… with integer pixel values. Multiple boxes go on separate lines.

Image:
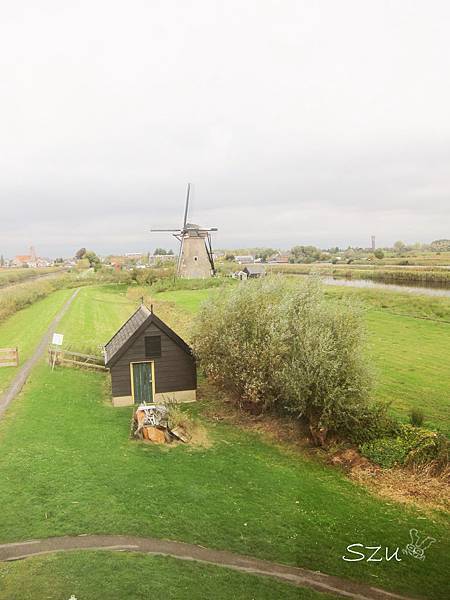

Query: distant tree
left=225, top=253, right=235, bottom=261
left=54, top=257, right=64, bottom=264
left=76, top=258, right=90, bottom=270
left=431, top=239, right=450, bottom=252
left=393, top=240, right=406, bottom=253
left=168, top=249, right=174, bottom=255
left=84, top=250, right=100, bottom=268
left=254, top=248, right=277, bottom=263
left=0, top=255, right=4, bottom=267
left=290, top=245, right=321, bottom=264
left=75, top=247, right=87, bottom=260
left=374, top=249, right=384, bottom=259
left=154, top=248, right=168, bottom=255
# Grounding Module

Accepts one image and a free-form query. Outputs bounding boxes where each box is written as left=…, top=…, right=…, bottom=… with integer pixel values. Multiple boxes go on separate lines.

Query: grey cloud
left=1, top=1, right=449, bottom=256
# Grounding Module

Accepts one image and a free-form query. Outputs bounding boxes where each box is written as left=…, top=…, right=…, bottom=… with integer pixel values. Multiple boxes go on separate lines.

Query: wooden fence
left=0, top=347, right=19, bottom=368
left=48, top=347, right=107, bottom=371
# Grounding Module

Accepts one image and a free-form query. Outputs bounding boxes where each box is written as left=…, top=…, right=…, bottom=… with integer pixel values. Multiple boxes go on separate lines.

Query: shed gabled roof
left=243, top=264, right=265, bottom=274
left=104, top=304, right=192, bottom=367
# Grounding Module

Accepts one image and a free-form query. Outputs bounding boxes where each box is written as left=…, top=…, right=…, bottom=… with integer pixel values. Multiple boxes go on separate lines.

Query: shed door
left=131, top=362, right=154, bottom=404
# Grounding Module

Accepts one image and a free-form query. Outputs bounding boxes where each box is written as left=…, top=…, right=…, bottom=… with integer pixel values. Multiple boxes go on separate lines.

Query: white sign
left=52, top=333, right=64, bottom=346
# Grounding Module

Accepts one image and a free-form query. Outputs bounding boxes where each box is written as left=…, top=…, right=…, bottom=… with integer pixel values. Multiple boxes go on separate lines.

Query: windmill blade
left=176, top=234, right=185, bottom=276
left=205, top=232, right=216, bottom=275
left=150, top=229, right=182, bottom=232
left=182, top=183, right=191, bottom=230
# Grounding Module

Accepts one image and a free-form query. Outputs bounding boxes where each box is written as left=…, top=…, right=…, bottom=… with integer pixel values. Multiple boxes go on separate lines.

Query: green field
left=0, top=288, right=73, bottom=395
left=57, top=284, right=136, bottom=354
left=0, top=366, right=448, bottom=598
left=0, top=283, right=448, bottom=599
left=0, top=552, right=332, bottom=600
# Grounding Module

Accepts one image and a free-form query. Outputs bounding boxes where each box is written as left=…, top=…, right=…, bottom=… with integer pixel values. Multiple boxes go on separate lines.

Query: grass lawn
left=0, top=288, right=74, bottom=395
left=56, top=284, right=137, bottom=354
left=367, top=311, right=450, bottom=434
left=0, top=282, right=448, bottom=599
left=0, top=551, right=334, bottom=600
left=0, top=364, right=448, bottom=599
left=157, top=288, right=217, bottom=313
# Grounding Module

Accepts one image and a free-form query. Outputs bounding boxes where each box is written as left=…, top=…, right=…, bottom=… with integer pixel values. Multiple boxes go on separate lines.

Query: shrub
left=193, top=276, right=375, bottom=444
left=360, top=425, right=449, bottom=472
left=192, top=277, right=286, bottom=409
left=409, top=408, right=425, bottom=427
left=274, top=279, right=374, bottom=443
left=360, top=436, right=410, bottom=468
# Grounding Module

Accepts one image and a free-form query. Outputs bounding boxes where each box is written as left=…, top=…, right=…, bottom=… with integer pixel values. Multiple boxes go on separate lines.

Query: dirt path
left=0, top=288, right=80, bottom=419
left=0, top=535, right=413, bottom=600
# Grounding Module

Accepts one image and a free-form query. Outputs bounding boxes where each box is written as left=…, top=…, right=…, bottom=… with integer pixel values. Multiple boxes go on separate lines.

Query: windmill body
left=151, top=185, right=217, bottom=279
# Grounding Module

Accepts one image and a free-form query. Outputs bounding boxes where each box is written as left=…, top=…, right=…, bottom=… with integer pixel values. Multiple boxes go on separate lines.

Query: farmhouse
left=104, top=304, right=196, bottom=407
left=243, top=264, right=265, bottom=278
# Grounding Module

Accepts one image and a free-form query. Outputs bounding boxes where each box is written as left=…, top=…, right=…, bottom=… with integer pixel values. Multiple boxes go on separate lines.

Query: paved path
left=0, top=288, right=80, bottom=419
left=0, top=535, right=413, bottom=600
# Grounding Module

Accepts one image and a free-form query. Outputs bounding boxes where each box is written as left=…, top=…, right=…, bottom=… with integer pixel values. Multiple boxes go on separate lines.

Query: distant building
left=243, top=264, right=265, bottom=278
left=235, top=255, right=254, bottom=264
left=232, top=270, right=248, bottom=280
left=148, top=254, right=176, bottom=265
left=272, top=254, right=290, bottom=264
left=12, top=247, right=49, bottom=268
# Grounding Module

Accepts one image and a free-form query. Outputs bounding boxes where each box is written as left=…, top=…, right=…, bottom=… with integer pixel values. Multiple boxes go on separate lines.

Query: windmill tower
left=151, top=184, right=218, bottom=278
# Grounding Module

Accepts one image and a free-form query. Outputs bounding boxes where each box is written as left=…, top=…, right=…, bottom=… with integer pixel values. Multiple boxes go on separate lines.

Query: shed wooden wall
left=110, top=322, right=196, bottom=398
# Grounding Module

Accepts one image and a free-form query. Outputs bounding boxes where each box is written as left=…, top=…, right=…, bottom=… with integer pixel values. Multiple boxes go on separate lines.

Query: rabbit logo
left=403, top=529, right=436, bottom=561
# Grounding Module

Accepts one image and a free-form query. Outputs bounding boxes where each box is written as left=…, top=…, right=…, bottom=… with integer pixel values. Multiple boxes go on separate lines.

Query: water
left=321, top=277, right=450, bottom=298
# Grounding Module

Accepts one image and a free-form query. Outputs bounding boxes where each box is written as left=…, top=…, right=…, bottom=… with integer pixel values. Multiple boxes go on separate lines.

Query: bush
left=360, top=425, right=449, bottom=472
left=360, top=436, right=410, bottom=468
left=192, top=277, right=286, bottom=410
left=192, top=276, right=375, bottom=444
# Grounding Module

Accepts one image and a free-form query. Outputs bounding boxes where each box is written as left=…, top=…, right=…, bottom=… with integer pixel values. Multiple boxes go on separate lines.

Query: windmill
left=151, top=184, right=218, bottom=278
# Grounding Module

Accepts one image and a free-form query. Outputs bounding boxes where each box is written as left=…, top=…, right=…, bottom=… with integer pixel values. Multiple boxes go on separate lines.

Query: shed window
left=145, top=335, right=161, bottom=358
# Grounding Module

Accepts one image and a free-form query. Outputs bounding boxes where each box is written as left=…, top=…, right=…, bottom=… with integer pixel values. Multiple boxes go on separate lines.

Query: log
left=144, top=426, right=166, bottom=444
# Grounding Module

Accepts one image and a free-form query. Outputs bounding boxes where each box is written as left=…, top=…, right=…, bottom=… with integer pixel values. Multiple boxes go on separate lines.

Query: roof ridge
left=104, top=304, right=151, bottom=359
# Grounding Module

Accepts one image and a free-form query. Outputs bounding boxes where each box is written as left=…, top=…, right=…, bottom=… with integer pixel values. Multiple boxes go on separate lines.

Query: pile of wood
left=132, top=404, right=190, bottom=444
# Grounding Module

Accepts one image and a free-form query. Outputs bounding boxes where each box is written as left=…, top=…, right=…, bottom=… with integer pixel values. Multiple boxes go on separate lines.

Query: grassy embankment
left=0, top=288, right=74, bottom=395
left=0, top=284, right=448, bottom=599
left=0, top=552, right=332, bottom=600
left=0, top=267, right=62, bottom=287
left=268, top=263, right=450, bottom=285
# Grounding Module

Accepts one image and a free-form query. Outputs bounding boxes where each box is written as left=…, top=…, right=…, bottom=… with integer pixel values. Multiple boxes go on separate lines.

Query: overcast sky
left=1, top=1, right=449, bottom=257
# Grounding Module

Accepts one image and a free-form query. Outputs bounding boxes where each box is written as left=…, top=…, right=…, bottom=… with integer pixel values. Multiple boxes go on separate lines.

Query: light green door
left=132, top=362, right=153, bottom=404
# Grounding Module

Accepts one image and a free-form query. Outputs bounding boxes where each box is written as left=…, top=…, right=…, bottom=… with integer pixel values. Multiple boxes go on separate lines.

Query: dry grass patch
left=350, top=464, right=450, bottom=514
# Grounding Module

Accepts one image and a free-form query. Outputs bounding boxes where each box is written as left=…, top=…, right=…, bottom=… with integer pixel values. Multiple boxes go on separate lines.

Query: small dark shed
left=104, top=304, right=196, bottom=407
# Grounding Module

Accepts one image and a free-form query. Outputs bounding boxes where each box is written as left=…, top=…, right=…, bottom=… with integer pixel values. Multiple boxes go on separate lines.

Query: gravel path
left=0, top=288, right=80, bottom=419
left=0, top=535, right=413, bottom=600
